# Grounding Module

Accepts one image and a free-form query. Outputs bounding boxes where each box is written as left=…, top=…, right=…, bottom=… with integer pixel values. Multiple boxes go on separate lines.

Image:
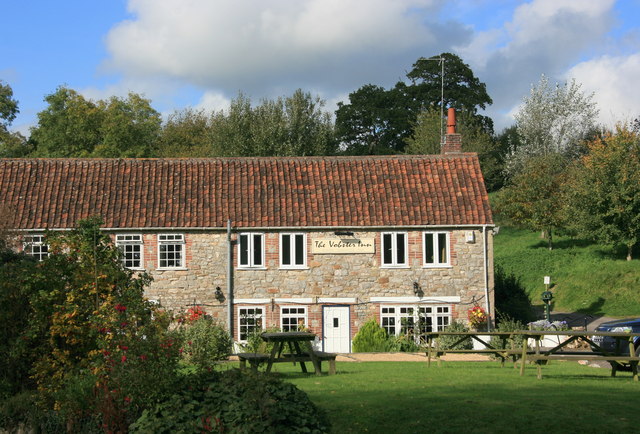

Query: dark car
left=591, top=318, right=640, bottom=360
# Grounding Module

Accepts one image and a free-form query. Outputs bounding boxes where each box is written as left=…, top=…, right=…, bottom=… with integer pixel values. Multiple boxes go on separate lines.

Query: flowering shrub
left=176, top=317, right=232, bottom=371
left=528, top=320, right=570, bottom=331
left=467, top=306, right=488, bottom=329
left=1, top=217, right=181, bottom=432
left=177, top=305, right=207, bottom=324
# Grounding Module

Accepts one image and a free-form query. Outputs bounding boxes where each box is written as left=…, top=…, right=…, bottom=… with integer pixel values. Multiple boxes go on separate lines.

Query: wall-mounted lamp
left=334, top=230, right=354, bottom=237
left=214, top=286, right=225, bottom=302
left=413, top=281, right=423, bottom=298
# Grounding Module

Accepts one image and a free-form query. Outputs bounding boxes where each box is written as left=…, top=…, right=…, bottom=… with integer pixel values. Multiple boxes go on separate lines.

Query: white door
left=323, top=306, right=350, bottom=353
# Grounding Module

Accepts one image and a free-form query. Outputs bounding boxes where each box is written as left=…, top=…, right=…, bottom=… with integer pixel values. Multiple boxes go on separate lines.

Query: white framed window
left=281, top=306, right=308, bottom=331
left=423, top=232, right=450, bottom=267
left=238, top=307, right=265, bottom=341
left=279, top=233, right=307, bottom=269
left=158, top=234, right=185, bottom=269
left=380, top=305, right=451, bottom=342
left=116, top=234, right=144, bottom=269
left=381, top=232, right=408, bottom=267
left=23, top=234, right=49, bottom=261
left=238, top=233, right=265, bottom=268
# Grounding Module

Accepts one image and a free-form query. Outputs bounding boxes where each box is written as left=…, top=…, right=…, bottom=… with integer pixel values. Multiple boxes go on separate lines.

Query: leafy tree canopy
left=507, top=75, right=599, bottom=176
left=0, top=80, right=19, bottom=127
left=0, top=81, right=30, bottom=157
left=336, top=53, right=493, bottom=155
left=207, top=89, right=337, bottom=157
left=29, top=86, right=161, bottom=158
left=566, top=124, right=640, bottom=260
left=494, top=153, right=568, bottom=249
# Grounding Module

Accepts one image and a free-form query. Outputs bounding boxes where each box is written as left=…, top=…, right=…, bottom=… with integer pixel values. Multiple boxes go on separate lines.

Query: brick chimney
left=442, top=107, right=462, bottom=154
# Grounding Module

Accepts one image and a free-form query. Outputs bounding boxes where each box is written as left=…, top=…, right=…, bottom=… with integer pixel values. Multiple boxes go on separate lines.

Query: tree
left=405, top=109, right=503, bottom=191
left=566, top=124, right=640, bottom=260
left=0, top=80, right=19, bottom=126
left=0, top=80, right=30, bottom=157
left=210, top=90, right=336, bottom=157
left=29, top=87, right=161, bottom=157
left=494, top=154, right=567, bottom=249
left=405, top=52, right=494, bottom=131
left=508, top=75, right=599, bottom=175
left=404, top=107, right=441, bottom=155
left=93, top=92, right=162, bottom=157
left=30, top=86, right=102, bottom=157
left=335, top=84, right=407, bottom=155
left=336, top=53, right=494, bottom=155
left=157, top=108, right=214, bottom=157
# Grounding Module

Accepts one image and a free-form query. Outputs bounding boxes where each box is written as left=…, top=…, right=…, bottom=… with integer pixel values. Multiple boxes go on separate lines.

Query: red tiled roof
left=0, top=156, right=493, bottom=229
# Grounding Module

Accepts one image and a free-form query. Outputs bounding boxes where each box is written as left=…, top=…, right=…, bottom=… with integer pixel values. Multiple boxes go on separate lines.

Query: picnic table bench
left=425, top=331, right=640, bottom=381
left=237, top=332, right=337, bottom=375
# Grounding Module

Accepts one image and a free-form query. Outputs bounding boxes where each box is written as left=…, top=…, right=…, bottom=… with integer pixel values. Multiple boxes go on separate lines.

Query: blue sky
left=2, top=0, right=640, bottom=135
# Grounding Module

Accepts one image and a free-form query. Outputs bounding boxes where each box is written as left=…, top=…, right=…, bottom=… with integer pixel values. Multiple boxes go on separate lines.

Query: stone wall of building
left=137, top=228, right=494, bottom=339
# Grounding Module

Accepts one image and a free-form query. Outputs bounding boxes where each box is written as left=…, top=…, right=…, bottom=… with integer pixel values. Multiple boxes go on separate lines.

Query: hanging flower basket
left=467, top=306, right=488, bottom=330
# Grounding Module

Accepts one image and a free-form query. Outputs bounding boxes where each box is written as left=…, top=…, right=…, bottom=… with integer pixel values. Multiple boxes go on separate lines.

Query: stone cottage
left=0, top=117, right=494, bottom=353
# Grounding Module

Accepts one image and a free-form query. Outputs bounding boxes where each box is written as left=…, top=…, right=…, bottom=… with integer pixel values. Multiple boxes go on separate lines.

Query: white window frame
left=381, top=232, right=408, bottom=268
left=116, top=234, right=144, bottom=270
left=380, top=305, right=451, bottom=342
left=238, top=233, right=265, bottom=269
left=279, top=233, right=307, bottom=269
left=158, top=233, right=185, bottom=269
left=280, top=306, right=308, bottom=332
left=23, top=234, right=49, bottom=261
left=238, top=306, right=266, bottom=342
left=423, top=231, right=451, bottom=267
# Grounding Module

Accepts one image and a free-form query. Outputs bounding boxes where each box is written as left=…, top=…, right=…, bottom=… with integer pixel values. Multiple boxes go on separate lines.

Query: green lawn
left=493, top=224, right=640, bottom=317
left=272, top=361, right=640, bottom=433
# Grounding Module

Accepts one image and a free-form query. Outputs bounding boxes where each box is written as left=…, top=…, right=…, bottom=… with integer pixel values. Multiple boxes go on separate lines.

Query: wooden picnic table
left=523, top=330, right=640, bottom=380
left=237, top=331, right=336, bottom=375
left=425, top=331, right=525, bottom=367
left=425, top=330, right=640, bottom=381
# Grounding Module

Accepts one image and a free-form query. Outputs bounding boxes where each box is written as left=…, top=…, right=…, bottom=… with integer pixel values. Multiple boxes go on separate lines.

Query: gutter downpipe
left=227, top=220, right=234, bottom=337
left=483, top=226, right=492, bottom=332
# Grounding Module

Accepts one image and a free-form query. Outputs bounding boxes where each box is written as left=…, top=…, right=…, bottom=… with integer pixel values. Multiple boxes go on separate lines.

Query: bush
left=177, top=317, right=233, bottom=371
left=436, top=321, right=473, bottom=350
left=239, top=326, right=281, bottom=354
left=352, top=319, right=393, bottom=352
left=130, top=369, right=331, bottom=433
left=489, top=313, right=528, bottom=351
left=388, top=334, right=422, bottom=352
left=494, top=265, right=535, bottom=323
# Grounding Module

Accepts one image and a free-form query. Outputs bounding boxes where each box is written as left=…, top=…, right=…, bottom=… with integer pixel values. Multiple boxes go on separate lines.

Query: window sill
left=237, top=267, right=267, bottom=271
left=156, top=267, right=188, bottom=271
left=422, top=264, right=452, bottom=269
left=279, top=266, right=310, bottom=270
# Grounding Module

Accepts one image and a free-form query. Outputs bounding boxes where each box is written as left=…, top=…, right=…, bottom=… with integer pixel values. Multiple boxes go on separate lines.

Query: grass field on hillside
left=493, top=225, right=640, bottom=317
left=283, top=361, right=640, bottom=433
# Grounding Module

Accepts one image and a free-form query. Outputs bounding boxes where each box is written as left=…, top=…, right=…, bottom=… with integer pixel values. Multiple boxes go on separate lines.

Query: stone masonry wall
left=127, top=228, right=494, bottom=340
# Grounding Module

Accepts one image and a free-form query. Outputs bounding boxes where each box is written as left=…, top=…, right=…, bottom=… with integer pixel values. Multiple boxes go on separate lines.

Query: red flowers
left=114, top=304, right=127, bottom=313
left=181, top=305, right=206, bottom=323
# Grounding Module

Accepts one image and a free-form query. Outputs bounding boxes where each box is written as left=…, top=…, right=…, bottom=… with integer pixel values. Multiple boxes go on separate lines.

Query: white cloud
left=195, top=91, right=232, bottom=114
left=566, top=54, right=640, bottom=127
left=461, top=0, right=618, bottom=131
left=104, top=0, right=471, bottom=101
